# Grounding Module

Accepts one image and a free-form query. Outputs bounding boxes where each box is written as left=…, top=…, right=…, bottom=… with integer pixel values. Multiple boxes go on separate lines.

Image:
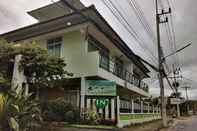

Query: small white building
left=0, top=0, right=160, bottom=127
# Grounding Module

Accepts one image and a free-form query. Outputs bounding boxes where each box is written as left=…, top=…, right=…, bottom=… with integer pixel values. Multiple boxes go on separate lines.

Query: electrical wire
left=101, top=0, right=158, bottom=65
left=127, top=0, right=156, bottom=44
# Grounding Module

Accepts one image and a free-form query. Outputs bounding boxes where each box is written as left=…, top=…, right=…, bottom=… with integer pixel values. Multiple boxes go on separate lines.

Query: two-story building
left=0, top=0, right=160, bottom=127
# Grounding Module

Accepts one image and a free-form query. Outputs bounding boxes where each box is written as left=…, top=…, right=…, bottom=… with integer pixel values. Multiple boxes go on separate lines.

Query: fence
left=99, top=54, right=149, bottom=92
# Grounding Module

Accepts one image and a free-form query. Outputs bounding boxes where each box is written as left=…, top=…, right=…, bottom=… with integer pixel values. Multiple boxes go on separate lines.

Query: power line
left=127, top=0, right=156, bottom=44
left=101, top=0, right=158, bottom=65
left=159, top=0, right=178, bottom=74
left=161, top=0, right=180, bottom=68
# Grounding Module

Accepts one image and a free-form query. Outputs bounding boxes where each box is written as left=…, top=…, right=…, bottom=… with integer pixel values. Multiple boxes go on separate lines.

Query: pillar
left=86, top=98, right=91, bottom=109
left=77, top=90, right=80, bottom=107
left=131, top=99, right=134, bottom=113
left=12, top=54, right=28, bottom=96
left=148, top=103, right=150, bottom=113
left=105, top=101, right=109, bottom=119
left=153, top=105, right=155, bottom=114
left=177, top=104, right=180, bottom=117
left=93, top=99, right=96, bottom=112
left=141, top=100, right=144, bottom=113
left=111, top=98, right=115, bottom=120
left=116, top=96, right=120, bottom=126
left=80, top=77, right=86, bottom=111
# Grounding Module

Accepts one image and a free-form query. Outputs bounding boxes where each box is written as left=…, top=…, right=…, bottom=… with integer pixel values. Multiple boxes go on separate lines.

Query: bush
left=80, top=110, right=99, bottom=125
left=64, top=111, right=74, bottom=122
left=42, top=98, right=80, bottom=123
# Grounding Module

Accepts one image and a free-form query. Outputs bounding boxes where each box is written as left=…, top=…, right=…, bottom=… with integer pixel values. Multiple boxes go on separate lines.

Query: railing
left=99, top=54, right=149, bottom=92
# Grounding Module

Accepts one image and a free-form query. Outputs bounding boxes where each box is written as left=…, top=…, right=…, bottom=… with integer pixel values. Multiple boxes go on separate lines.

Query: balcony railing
left=99, top=54, right=149, bottom=92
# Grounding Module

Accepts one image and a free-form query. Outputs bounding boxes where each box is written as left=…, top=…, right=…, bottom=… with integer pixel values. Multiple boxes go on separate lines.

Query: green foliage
left=0, top=39, right=72, bottom=130
left=0, top=39, right=72, bottom=91
left=81, top=110, right=99, bottom=125
left=64, top=111, right=75, bottom=121
left=42, top=98, right=80, bottom=123
left=0, top=86, right=43, bottom=131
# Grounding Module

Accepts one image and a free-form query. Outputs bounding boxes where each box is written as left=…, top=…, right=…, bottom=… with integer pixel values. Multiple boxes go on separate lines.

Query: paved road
left=166, top=116, right=197, bottom=131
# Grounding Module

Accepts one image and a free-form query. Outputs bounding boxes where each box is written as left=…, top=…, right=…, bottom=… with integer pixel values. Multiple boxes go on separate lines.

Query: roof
left=0, top=5, right=150, bottom=76
left=28, top=0, right=85, bottom=22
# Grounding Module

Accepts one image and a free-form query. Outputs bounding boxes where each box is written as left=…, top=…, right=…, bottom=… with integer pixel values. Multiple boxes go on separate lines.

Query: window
left=114, top=58, right=124, bottom=78
left=47, top=37, right=62, bottom=57
left=88, top=35, right=110, bottom=71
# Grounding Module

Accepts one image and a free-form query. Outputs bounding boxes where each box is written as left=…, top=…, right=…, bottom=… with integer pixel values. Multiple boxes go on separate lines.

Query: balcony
left=99, top=54, right=149, bottom=93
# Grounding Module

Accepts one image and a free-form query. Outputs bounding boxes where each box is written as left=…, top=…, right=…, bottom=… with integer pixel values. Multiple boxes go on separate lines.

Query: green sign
left=95, top=99, right=109, bottom=109
left=86, top=80, right=116, bottom=96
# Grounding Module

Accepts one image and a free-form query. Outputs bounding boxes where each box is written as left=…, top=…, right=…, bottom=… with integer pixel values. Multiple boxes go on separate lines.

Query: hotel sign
left=86, top=80, right=116, bottom=96
left=95, top=99, right=109, bottom=109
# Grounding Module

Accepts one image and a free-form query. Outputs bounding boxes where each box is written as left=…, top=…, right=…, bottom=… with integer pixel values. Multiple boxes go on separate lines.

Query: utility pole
left=182, top=86, right=191, bottom=114
left=172, top=64, right=181, bottom=117
left=155, top=0, right=171, bottom=127
left=183, top=86, right=190, bottom=101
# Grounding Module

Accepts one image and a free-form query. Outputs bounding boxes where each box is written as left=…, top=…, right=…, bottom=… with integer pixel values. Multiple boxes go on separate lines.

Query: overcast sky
left=0, top=0, right=197, bottom=99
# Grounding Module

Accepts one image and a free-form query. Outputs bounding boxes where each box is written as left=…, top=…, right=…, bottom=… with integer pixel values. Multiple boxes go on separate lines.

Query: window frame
left=47, top=37, right=63, bottom=57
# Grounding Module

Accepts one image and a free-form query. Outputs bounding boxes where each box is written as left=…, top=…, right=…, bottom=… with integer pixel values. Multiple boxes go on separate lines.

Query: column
left=93, top=99, right=96, bottom=112
left=80, top=77, right=86, bottom=111
left=148, top=103, right=150, bottom=113
left=77, top=90, right=80, bottom=107
left=105, top=101, right=109, bottom=119
left=116, top=96, right=120, bottom=126
left=111, top=98, right=115, bottom=120
left=86, top=98, right=91, bottom=109
left=141, top=100, right=143, bottom=113
left=153, top=105, right=155, bottom=114
left=131, top=99, right=134, bottom=113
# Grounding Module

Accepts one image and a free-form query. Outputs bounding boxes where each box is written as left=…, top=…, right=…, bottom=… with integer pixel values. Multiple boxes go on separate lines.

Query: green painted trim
left=65, top=124, right=116, bottom=129
left=120, top=114, right=161, bottom=120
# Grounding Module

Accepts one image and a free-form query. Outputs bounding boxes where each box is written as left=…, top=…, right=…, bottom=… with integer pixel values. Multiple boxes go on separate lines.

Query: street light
left=162, top=42, right=192, bottom=61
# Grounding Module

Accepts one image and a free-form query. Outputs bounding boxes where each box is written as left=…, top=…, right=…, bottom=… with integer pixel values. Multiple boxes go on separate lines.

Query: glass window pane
left=47, top=37, right=62, bottom=57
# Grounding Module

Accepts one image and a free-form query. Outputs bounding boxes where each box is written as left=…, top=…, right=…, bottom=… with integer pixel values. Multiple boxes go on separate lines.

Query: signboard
left=95, top=99, right=109, bottom=109
left=86, top=80, right=116, bottom=96
left=170, top=98, right=181, bottom=105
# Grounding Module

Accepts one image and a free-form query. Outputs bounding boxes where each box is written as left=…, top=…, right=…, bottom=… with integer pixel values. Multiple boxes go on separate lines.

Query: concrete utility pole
left=182, top=86, right=191, bottom=114
left=155, top=0, right=171, bottom=127
left=172, top=65, right=180, bottom=117
left=183, top=86, right=190, bottom=101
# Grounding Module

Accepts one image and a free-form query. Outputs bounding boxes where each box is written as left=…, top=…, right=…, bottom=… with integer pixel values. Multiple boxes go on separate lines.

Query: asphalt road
left=166, top=116, right=197, bottom=131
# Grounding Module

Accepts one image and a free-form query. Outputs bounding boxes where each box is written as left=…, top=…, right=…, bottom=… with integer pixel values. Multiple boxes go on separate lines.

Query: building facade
left=0, top=0, right=160, bottom=127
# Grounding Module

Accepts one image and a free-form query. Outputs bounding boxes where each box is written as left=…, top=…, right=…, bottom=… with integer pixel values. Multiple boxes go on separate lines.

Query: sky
left=0, top=0, right=197, bottom=99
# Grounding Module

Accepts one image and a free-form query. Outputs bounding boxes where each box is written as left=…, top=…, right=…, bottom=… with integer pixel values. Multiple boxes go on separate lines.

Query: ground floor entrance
left=79, top=77, right=161, bottom=127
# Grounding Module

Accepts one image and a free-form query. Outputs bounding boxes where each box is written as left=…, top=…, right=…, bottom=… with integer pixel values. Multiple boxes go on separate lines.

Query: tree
left=0, top=39, right=72, bottom=131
